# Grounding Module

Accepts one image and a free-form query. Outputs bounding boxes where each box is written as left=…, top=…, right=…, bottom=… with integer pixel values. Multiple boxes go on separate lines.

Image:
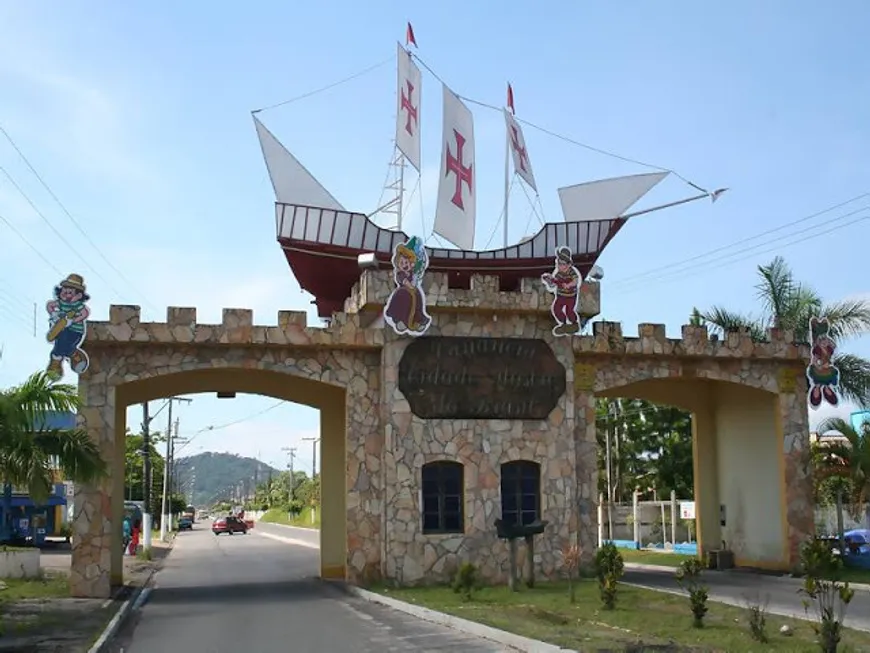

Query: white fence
left=815, top=504, right=868, bottom=535
left=598, top=492, right=696, bottom=548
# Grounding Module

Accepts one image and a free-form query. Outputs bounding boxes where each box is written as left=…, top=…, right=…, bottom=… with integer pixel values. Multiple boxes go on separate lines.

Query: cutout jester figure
left=541, top=246, right=582, bottom=336
left=807, top=316, right=840, bottom=409
left=45, top=273, right=90, bottom=379
left=384, top=236, right=431, bottom=337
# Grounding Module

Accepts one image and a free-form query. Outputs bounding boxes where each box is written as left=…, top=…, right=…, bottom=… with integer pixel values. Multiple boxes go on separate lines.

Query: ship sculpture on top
left=252, top=23, right=726, bottom=325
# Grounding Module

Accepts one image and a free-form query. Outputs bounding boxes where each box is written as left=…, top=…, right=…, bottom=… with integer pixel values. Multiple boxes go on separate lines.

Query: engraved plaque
left=397, top=337, right=566, bottom=420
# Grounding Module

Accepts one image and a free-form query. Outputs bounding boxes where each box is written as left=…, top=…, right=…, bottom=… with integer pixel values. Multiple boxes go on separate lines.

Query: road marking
left=257, top=530, right=319, bottom=549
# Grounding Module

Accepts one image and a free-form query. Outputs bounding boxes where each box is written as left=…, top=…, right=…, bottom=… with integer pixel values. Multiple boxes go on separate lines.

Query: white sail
left=557, top=172, right=668, bottom=222
left=504, top=109, right=537, bottom=192
left=434, top=84, right=476, bottom=250
left=395, top=43, right=422, bottom=171
left=253, top=115, right=346, bottom=211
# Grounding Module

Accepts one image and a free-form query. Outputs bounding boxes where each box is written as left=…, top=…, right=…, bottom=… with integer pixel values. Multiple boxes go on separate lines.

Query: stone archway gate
left=71, top=271, right=813, bottom=598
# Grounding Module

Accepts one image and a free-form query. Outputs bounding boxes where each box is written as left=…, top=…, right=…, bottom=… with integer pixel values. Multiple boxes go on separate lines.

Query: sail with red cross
left=395, top=42, right=421, bottom=172
left=433, top=84, right=476, bottom=250
left=251, top=23, right=728, bottom=319
left=504, top=108, right=537, bottom=193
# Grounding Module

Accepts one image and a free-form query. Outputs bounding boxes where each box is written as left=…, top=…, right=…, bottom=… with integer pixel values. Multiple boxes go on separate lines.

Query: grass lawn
left=375, top=580, right=870, bottom=652
left=260, top=507, right=320, bottom=529
left=0, top=573, right=68, bottom=601
left=619, top=549, right=696, bottom=567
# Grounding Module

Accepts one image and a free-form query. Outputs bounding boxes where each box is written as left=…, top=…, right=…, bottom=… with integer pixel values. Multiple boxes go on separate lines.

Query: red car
left=212, top=516, right=248, bottom=535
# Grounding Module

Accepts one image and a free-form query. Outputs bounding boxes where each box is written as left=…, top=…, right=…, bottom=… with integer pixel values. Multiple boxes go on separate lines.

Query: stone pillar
left=71, top=372, right=117, bottom=599
left=573, top=364, right=598, bottom=568
left=344, top=364, right=383, bottom=584
left=779, top=371, right=813, bottom=568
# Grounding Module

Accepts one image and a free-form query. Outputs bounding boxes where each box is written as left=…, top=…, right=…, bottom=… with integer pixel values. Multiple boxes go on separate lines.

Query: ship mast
left=382, top=147, right=407, bottom=230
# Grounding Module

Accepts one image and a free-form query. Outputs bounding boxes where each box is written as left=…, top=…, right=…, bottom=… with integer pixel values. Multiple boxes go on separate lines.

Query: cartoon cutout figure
left=807, top=316, right=840, bottom=409
left=542, top=246, right=583, bottom=337
left=384, top=236, right=431, bottom=337
left=46, top=273, right=91, bottom=379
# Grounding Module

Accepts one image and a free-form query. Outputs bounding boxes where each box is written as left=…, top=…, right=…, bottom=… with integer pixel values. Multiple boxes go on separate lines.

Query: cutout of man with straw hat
left=45, top=273, right=91, bottom=379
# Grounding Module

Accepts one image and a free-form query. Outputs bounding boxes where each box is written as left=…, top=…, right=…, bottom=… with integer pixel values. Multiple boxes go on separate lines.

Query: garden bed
left=373, top=580, right=870, bottom=652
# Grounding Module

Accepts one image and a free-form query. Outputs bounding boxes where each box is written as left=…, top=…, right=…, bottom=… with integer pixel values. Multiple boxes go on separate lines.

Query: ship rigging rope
left=409, top=53, right=712, bottom=195
left=251, top=56, right=394, bottom=114
left=250, top=52, right=714, bottom=196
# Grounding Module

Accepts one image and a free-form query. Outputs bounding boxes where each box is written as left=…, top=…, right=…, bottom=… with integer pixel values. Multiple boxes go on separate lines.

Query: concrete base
left=0, top=549, right=40, bottom=579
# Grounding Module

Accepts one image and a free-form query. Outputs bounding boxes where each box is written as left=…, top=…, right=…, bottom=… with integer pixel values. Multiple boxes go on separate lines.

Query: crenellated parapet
left=84, top=305, right=384, bottom=350
left=345, top=270, right=601, bottom=324
left=576, top=321, right=808, bottom=361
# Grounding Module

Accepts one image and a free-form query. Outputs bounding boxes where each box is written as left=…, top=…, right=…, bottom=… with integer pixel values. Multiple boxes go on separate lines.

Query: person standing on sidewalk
left=129, top=519, right=141, bottom=556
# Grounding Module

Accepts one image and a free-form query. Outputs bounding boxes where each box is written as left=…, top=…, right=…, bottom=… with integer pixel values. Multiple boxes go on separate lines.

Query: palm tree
left=695, top=256, right=870, bottom=405
left=0, top=372, right=106, bottom=509
left=817, top=418, right=870, bottom=529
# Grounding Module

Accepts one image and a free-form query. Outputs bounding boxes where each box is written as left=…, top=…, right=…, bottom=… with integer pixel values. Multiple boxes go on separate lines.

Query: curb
left=87, top=570, right=155, bottom=653
left=256, top=520, right=319, bottom=533
left=343, top=584, right=577, bottom=653
left=623, top=562, right=870, bottom=593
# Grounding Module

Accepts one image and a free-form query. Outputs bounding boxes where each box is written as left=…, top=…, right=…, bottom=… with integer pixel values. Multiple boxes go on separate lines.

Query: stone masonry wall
left=71, top=271, right=815, bottom=597
left=380, top=311, right=578, bottom=586
left=72, top=305, right=383, bottom=598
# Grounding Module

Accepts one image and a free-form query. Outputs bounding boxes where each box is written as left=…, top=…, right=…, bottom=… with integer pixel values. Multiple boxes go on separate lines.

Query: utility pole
left=160, top=398, right=191, bottom=541
left=605, top=400, right=616, bottom=541
left=141, top=402, right=152, bottom=550
left=282, top=447, right=296, bottom=505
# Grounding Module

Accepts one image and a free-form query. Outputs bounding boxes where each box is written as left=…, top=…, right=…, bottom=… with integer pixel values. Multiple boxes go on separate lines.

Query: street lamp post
left=160, top=397, right=192, bottom=541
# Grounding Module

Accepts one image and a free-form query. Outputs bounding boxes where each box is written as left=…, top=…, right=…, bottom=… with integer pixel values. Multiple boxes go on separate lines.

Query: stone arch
left=73, top=339, right=382, bottom=598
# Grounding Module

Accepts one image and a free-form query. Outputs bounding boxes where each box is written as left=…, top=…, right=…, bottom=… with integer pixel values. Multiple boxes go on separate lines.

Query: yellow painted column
left=110, top=403, right=126, bottom=586
left=691, top=401, right=720, bottom=562
left=319, top=398, right=346, bottom=579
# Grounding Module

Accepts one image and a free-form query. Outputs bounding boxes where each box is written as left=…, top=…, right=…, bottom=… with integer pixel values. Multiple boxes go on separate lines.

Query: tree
left=697, top=256, right=870, bottom=404
left=816, top=417, right=870, bottom=530
left=0, top=371, right=106, bottom=503
left=596, top=398, right=694, bottom=503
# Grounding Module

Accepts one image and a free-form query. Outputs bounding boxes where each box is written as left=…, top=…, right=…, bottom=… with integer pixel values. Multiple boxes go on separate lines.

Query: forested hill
left=176, top=452, right=279, bottom=507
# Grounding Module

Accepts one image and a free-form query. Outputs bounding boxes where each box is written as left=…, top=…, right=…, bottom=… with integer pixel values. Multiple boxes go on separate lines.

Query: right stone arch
left=574, top=321, right=813, bottom=570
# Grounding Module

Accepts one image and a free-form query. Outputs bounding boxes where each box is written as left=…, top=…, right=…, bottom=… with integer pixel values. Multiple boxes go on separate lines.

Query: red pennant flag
left=507, top=83, right=515, bottom=114
left=406, top=23, right=418, bottom=48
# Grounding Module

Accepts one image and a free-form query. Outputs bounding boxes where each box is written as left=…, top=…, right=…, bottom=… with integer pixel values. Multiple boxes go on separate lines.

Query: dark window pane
left=443, top=512, right=461, bottom=531
left=521, top=510, right=536, bottom=526
left=521, top=494, right=537, bottom=512
left=444, top=495, right=461, bottom=513
left=421, top=462, right=464, bottom=534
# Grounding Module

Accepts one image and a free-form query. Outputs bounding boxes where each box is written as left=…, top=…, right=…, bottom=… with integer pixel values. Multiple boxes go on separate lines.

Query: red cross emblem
left=401, top=81, right=417, bottom=136
left=445, top=130, right=473, bottom=210
left=510, top=125, right=528, bottom=172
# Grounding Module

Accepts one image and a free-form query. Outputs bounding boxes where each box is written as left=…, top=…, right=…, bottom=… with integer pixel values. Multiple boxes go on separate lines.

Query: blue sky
left=0, top=2, right=868, bottom=470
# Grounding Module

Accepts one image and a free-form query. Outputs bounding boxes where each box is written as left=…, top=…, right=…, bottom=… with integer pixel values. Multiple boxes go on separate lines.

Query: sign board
left=64, top=482, right=74, bottom=498
left=680, top=501, right=696, bottom=520
left=397, top=336, right=566, bottom=420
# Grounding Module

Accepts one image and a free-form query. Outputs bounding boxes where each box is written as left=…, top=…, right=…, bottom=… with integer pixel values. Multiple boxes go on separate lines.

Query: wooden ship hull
left=276, top=201, right=625, bottom=318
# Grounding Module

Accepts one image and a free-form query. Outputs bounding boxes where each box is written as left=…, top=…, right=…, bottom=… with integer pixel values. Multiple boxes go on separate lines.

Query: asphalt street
left=624, top=566, right=870, bottom=631
left=110, top=521, right=510, bottom=652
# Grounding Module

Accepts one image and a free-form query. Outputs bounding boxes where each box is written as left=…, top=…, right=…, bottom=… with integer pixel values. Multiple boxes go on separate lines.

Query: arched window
left=421, top=461, right=464, bottom=534
left=500, top=460, right=541, bottom=526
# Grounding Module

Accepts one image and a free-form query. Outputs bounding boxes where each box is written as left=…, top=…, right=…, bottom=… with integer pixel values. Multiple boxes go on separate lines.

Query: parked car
left=212, top=516, right=248, bottom=535
left=178, top=517, right=193, bottom=531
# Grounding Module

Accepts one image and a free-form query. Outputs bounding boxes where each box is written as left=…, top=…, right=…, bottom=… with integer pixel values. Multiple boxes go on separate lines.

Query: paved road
left=624, top=566, right=870, bottom=631
left=111, top=521, right=509, bottom=652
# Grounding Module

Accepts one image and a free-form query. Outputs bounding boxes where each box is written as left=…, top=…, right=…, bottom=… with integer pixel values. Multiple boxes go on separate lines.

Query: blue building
left=850, top=410, right=870, bottom=434
left=0, top=411, right=75, bottom=545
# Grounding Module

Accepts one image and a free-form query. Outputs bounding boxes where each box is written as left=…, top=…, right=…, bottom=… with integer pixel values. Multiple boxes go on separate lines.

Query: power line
left=0, top=124, right=157, bottom=311
left=0, top=165, right=125, bottom=298
left=0, top=209, right=63, bottom=275
left=611, top=205, right=870, bottom=293
left=610, top=192, right=870, bottom=289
